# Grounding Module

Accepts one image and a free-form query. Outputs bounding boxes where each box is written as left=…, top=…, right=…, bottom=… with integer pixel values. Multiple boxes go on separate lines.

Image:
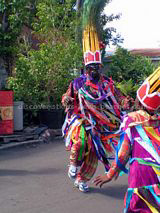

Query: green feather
left=77, top=0, right=109, bottom=29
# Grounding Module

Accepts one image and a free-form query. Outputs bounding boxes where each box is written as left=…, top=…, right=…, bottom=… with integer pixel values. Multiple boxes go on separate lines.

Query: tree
left=106, top=47, right=156, bottom=83
left=7, top=0, right=82, bottom=106
left=0, top=0, right=37, bottom=74
left=6, top=0, right=127, bottom=110
left=1, top=0, right=123, bottom=75
left=101, top=13, right=124, bottom=46
left=105, top=47, right=156, bottom=98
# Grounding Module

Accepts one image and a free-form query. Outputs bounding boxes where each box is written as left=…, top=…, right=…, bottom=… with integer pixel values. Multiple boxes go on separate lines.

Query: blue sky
left=104, top=0, right=160, bottom=50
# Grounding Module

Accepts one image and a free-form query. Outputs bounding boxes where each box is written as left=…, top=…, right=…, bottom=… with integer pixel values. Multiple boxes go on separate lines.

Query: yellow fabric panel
left=83, top=34, right=86, bottom=53
left=150, top=79, right=160, bottom=93
left=153, top=167, right=160, bottom=176
left=134, top=188, right=159, bottom=213
left=90, top=26, right=96, bottom=52
left=144, top=126, right=160, bottom=141
left=83, top=25, right=100, bottom=53
left=94, top=30, right=99, bottom=50
left=83, top=26, right=90, bottom=52
left=148, top=67, right=160, bottom=82
left=148, top=67, right=160, bottom=91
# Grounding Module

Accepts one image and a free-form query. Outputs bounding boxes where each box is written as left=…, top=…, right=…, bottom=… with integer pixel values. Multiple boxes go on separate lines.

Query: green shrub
left=7, top=41, right=82, bottom=107
left=106, top=47, right=156, bottom=85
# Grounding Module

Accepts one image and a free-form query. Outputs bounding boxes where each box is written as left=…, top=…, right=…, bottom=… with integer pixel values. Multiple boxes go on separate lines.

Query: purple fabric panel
left=121, top=116, right=134, bottom=131
left=131, top=127, right=156, bottom=159
left=127, top=193, right=152, bottom=213
left=73, top=75, right=86, bottom=90
left=128, top=127, right=159, bottom=188
left=128, top=161, right=159, bottom=188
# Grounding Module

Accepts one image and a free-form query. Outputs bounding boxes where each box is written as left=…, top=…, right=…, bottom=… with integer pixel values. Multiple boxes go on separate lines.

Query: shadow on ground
left=89, top=184, right=127, bottom=199
left=0, top=167, right=61, bottom=176
left=0, top=139, right=63, bottom=161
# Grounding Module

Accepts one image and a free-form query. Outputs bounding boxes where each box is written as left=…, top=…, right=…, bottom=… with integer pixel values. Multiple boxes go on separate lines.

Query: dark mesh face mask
left=91, top=70, right=100, bottom=82
left=86, top=64, right=101, bottom=82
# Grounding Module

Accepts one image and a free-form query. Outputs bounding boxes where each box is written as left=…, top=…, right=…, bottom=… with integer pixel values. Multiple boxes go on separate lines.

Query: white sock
left=70, top=165, right=77, bottom=171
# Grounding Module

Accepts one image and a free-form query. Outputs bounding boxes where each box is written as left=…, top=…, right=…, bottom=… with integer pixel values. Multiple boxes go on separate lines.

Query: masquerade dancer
left=62, top=0, right=131, bottom=192
left=94, top=67, right=160, bottom=212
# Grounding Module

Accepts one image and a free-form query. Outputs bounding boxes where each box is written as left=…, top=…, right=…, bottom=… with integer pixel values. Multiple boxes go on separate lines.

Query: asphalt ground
left=0, top=138, right=128, bottom=213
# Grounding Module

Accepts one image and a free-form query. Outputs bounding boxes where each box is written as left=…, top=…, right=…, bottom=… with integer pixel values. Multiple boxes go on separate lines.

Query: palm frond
left=116, top=79, right=139, bottom=97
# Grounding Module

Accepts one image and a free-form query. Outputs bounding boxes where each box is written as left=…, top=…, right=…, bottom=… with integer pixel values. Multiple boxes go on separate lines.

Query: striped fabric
left=62, top=75, right=125, bottom=181
left=107, top=110, right=160, bottom=213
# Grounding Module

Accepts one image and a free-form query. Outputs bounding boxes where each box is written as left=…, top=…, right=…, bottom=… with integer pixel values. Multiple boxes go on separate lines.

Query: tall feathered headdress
left=76, top=0, right=108, bottom=66
left=137, top=67, right=160, bottom=110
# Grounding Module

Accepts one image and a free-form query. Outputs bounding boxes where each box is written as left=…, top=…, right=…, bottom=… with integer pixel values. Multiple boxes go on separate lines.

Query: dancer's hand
left=113, top=170, right=120, bottom=181
left=93, top=175, right=112, bottom=188
left=64, top=96, right=74, bottom=107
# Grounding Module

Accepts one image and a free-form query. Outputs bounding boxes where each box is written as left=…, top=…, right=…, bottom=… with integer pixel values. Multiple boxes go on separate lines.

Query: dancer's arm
left=93, top=133, right=131, bottom=188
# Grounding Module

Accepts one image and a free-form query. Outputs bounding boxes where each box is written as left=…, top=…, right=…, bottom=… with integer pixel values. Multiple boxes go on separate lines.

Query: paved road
left=0, top=138, right=128, bottom=213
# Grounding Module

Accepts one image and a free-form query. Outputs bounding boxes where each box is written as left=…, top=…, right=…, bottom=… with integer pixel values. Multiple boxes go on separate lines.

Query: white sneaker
left=74, top=179, right=89, bottom=192
left=68, top=165, right=77, bottom=180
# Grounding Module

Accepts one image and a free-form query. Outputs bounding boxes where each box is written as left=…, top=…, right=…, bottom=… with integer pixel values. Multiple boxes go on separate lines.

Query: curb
left=0, top=128, right=63, bottom=150
left=0, top=136, right=63, bottom=150
left=0, top=139, right=43, bottom=150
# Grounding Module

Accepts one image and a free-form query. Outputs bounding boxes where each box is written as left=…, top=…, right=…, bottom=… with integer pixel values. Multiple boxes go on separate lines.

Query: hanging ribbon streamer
left=78, top=125, right=85, bottom=161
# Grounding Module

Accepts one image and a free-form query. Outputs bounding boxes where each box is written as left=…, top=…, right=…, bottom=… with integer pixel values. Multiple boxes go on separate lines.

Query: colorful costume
left=108, top=110, right=160, bottom=212
left=62, top=73, right=124, bottom=182
left=62, top=0, right=130, bottom=192
left=94, top=67, right=160, bottom=211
